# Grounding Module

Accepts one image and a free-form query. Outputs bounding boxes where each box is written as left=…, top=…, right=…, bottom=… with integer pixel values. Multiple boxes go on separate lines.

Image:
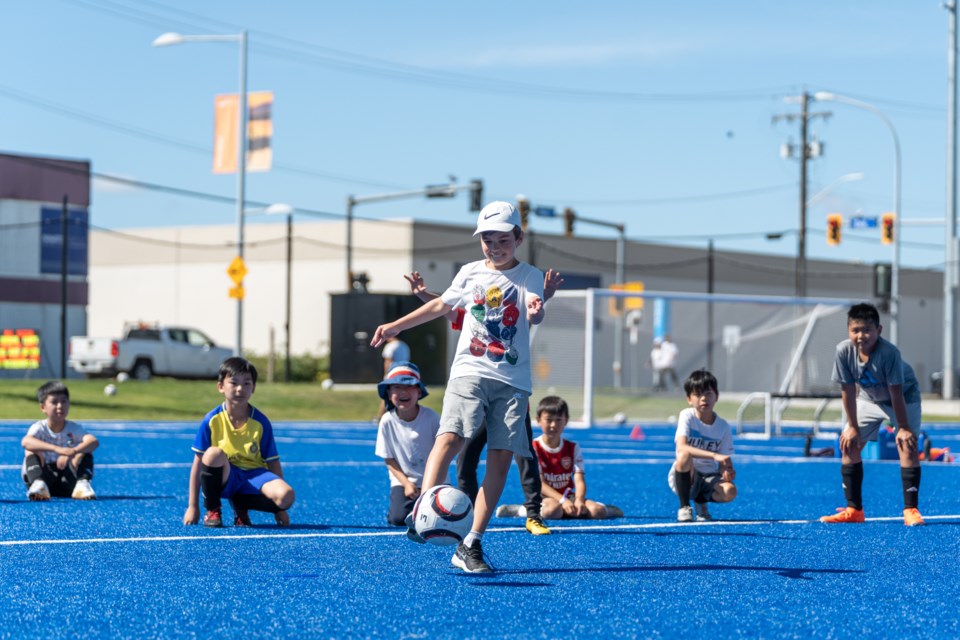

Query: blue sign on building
left=40, top=207, right=89, bottom=276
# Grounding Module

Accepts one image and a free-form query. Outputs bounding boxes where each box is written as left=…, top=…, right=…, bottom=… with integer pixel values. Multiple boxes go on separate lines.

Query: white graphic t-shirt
left=440, top=260, right=544, bottom=393
left=375, top=406, right=442, bottom=487
left=21, top=419, right=90, bottom=474
left=674, top=408, right=734, bottom=475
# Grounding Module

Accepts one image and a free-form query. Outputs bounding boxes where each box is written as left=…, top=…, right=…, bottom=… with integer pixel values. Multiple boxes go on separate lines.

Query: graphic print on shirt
left=686, top=430, right=723, bottom=454
left=857, top=367, right=881, bottom=390
left=467, top=281, right=522, bottom=366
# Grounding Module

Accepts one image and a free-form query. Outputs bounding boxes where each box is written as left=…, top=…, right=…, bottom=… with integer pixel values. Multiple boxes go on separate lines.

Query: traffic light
left=563, top=208, right=575, bottom=237
left=517, top=197, right=530, bottom=231
left=826, top=213, right=842, bottom=246
left=469, top=179, right=483, bottom=212
left=881, top=212, right=895, bottom=245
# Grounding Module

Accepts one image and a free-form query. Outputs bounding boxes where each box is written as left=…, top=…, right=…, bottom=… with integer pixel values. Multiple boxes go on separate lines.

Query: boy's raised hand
left=543, top=269, right=564, bottom=301
left=404, top=271, right=427, bottom=296
left=527, top=296, right=544, bottom=324
left=370, top=323, right=398, bottom=348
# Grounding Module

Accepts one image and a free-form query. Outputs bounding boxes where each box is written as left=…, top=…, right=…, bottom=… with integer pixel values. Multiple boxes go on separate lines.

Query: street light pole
left=153, top=30, right=249, bottom=356
left=813, top=91, right=902, bottom=344
left=344, top=181, right=480, bottom=291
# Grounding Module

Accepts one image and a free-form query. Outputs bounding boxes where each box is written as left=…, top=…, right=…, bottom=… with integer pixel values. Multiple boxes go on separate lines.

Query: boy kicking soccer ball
left=371, top=201, right=545, bottom=573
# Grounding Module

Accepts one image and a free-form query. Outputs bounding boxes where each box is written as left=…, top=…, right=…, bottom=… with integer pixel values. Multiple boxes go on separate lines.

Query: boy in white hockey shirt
left=668, top=369, right=737, bottom=522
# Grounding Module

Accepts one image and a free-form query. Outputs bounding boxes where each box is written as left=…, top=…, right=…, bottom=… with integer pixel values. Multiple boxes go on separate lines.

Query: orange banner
left=213, top=91, right=273, bottom=174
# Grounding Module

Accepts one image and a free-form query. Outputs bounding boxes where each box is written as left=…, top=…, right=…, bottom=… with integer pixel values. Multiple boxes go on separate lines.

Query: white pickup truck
left=69, top=325, right=233, bottom=380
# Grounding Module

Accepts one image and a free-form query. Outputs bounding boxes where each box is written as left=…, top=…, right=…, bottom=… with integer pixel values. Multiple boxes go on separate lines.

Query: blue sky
left=0, top=1, right=954, bottom=269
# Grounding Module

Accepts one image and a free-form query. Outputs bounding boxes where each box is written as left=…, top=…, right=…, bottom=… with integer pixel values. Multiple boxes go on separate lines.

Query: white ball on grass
left=614, top=412, right=627, bottom=425
left=104, top=384, right=117, bottom=396
left=116, top=372, right=129, bottom=383
left=320, top=378, right=335, bottom=390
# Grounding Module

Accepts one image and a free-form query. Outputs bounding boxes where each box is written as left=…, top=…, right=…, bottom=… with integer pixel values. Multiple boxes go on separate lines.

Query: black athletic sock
left=841, top=462, right=863, bottom=510
left=232, top=492, right=282, bottom=513
left=901, top=466, right=921, bottom=509
left=71, top=453, right=95, bottom=481
left=200, top=464, right=225, bottom=511
left=674, top=467, right=692, bottom=507
left=23, top=454, right=44, bottom=485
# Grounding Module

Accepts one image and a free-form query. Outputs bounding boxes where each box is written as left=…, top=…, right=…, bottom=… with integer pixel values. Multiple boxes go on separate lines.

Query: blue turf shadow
left=464, top=581, right=553, bottom=588
left=497, top=564, right=864, bottom=581
left=556, top=529, right=799, bottom=541
left=0, top=495, right=176, bottom=503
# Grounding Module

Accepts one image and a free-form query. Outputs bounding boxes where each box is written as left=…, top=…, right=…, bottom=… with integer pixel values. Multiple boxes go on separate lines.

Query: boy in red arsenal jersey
left=530, top=396, right=623, bottom=520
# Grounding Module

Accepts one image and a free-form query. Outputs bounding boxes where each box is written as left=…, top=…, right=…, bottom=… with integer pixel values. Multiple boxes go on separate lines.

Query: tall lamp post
left=813, top=91, right=902, bottom=344
left=153, top=30, right=249, bottom=356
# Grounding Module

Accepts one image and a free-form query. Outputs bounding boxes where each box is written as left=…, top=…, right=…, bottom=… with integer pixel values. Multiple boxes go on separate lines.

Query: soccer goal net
left=531, top=289, right=857, bottom=427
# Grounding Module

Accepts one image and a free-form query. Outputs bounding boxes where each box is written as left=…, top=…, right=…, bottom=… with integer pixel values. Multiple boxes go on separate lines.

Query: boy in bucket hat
left=374, top=361, right=444, bottom=533
left=371, top=201, right=545, bottom=572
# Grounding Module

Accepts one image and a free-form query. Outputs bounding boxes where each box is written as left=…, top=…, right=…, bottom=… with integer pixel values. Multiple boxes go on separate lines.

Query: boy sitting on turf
left=506, top=395, right=623, bottom=520
left=22, top=380, right=99, bottom=501
left=183, top=357, right=295, bottom=528
left=370, top=201, right=545, bottom=573
left=822, top=302, right=924, bottom=526
left=668, top=369, right=737, bottom=522
left=375, top=361, right=444, bottom=529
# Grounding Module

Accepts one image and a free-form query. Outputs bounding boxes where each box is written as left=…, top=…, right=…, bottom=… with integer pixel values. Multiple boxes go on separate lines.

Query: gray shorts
left=439, top=376, right=530, bottom=456
left=855, top=399, right=922, bottom=442
left=667, top=462, right=722, bottom=503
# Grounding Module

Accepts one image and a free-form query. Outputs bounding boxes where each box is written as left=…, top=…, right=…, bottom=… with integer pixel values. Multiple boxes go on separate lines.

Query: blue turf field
left=1, top=419, right=959, bottom=639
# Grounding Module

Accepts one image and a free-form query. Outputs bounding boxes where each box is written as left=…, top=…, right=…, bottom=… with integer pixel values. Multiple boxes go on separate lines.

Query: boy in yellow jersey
left=183, top=357, right=295, bottom=527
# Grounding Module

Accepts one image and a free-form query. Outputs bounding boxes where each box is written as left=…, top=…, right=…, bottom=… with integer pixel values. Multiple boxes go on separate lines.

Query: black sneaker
left=452, top=541, right=493, bottom=573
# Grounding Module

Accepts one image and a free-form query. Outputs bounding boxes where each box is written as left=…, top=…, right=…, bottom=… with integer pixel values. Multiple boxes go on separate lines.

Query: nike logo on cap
left=484, top=211, right=500, bottom=219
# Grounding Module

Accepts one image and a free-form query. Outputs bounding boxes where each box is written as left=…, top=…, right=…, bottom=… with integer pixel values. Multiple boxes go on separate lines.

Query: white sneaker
left=695, top=502, right=713, bottom=521
left=27, top=479, right=50, bottom=501
left=677, top=505, right=693, bottom=522
left=72, top=478, right=96, bottom=500
left=495, top=504, right=527, bottom=518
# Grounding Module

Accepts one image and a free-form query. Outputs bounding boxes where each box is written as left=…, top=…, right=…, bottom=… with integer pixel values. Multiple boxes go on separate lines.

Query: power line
left=61, top=0, right=794, bottom=104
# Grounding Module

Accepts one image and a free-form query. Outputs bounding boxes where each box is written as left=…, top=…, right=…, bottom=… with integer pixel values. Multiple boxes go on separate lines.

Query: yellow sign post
left=608, top=281, right=644, bottom=316
left=227, top=256, right=247, bottom=299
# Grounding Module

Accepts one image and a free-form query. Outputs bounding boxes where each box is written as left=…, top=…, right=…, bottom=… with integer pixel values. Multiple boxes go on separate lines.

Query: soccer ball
left=413, top=485, right=473, bottom=546
left=116, top=372, right=129, bottom=383
left=320, top=378, right=335, bottom=390
left=104, top=384, right=117, bottom=396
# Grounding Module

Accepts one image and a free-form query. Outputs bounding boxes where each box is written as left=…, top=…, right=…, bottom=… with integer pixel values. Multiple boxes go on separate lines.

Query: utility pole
left=946, top=1, right=958, bottom=400
left=774, top=92, right=830, bottom=298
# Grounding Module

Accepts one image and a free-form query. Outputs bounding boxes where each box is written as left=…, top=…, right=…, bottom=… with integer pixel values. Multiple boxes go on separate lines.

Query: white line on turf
left=1, top=515, right=956, bottom=547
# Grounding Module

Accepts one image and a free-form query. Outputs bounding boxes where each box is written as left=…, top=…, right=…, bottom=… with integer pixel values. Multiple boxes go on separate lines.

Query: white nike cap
left=474, top=201, right=521, bottom=235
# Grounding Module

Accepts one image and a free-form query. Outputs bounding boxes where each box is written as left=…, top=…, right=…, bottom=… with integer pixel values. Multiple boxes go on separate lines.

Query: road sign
left=228, top=285, right=245, bottom=300
left=227, top=256, right=247, bottom=285
left=850, top=215, right=878, bottom=229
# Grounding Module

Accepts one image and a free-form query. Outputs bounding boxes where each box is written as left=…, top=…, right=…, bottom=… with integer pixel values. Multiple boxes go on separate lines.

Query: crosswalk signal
left=517, top=196, right=530, bottom=231
left=563, top=208, right=575, bottom=237
left=826, top=213, right=842, bottom=246
left=881, top=212, right=895, bottom=245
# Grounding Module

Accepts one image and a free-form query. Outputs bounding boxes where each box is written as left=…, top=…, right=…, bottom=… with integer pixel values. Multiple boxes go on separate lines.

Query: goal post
left=531, top=289, right=859, bottom=426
